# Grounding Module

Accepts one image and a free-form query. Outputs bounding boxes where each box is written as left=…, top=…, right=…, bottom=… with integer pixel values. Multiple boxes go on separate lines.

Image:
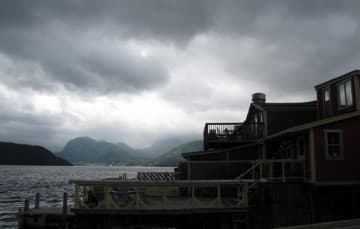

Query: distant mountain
left=0, top=142, right=71, bottom=165
left=137, top=135, right=200, bottom=158
left=58, top=137, right=146, bottom=165
left=149, top=140, right=203, bottom=167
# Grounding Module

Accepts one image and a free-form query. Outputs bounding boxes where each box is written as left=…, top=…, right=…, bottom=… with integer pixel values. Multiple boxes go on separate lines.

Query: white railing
left=70, top=180, right=249, bottom=210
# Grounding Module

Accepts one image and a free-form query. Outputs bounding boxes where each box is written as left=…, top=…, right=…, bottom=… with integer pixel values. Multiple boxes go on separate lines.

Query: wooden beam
left=217, top=185, right=221, bottom=208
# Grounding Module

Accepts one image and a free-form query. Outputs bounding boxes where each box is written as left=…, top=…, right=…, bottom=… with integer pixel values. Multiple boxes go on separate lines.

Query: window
left=338, top=80, right=353, bottom=108
left=296, top=137, right=305, bottom=159
left=325, top=130, right=343, bottom=160
left=323, top=87, right=331, bottom=117
left=324, top=88, right=330, bottom=102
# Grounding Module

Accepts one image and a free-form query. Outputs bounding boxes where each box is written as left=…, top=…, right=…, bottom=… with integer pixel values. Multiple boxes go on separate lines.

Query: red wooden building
left=178, top=69, right=360, bottom=227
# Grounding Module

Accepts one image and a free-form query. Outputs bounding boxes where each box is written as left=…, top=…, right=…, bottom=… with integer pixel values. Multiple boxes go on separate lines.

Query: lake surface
left=0, top=165, right=173, bottom=229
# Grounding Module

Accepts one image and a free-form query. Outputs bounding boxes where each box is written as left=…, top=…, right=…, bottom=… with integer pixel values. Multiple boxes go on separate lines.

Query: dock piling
left=24, top=198, right=29, bottom=211
left=62, top=192, right=67, bottom=216
left=35, top=193, right=40, bottom=209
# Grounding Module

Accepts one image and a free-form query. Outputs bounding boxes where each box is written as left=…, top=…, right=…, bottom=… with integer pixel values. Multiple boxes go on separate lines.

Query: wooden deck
left=69, top=179, right=249, bottom=211
left=275, top=218, right=360, bottom=229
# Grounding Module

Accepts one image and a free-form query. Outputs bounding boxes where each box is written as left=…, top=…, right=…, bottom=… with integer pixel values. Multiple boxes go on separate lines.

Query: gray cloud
left=1, top=0, right=360, bottom=150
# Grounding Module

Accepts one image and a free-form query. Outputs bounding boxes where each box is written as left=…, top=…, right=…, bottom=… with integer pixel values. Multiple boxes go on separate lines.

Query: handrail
left=236, top=160, right=260, bottom=180
left=233, top=159, right=305, bottom=182
left=203, top=122, right=265, bottom=150
left=71, top=180, right=249, bottom=210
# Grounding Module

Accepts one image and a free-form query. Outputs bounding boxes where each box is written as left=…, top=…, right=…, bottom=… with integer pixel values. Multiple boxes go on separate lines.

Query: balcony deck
left=203, top=122, right=264, bottom=150
left=70, top=179, right=249, bottom=212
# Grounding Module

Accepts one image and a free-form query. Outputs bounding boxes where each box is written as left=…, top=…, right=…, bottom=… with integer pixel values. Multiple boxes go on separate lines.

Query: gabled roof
left=182, top=142, right=259, bottom=158
left=315, top=69, right=360, bottom=89
left=245, top=101, right=317, bottom=123
left=265, top=111, right=360, bottom=141
left=253, top=101, right=317, bottom=112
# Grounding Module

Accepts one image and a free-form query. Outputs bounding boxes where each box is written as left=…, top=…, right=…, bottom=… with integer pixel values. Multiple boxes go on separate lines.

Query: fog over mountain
left=57, top=136, right=200, bottom=165
left=1, top=1, right=360, bottom=151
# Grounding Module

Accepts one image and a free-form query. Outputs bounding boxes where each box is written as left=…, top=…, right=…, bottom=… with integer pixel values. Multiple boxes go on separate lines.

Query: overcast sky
left=0, top=0, right=359, bottom=151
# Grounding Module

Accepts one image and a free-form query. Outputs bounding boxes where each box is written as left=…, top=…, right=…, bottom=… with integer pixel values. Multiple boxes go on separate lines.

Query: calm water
left=0, top=165, right=173, bottom=229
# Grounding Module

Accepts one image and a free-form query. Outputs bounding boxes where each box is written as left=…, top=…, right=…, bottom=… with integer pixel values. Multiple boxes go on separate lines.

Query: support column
left=35, top=193, right=40, bottom=209
left=217, top=185, right=221, bottom=208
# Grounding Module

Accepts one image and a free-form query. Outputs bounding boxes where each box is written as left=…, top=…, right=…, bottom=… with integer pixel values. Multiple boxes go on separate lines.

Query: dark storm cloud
left=0, top=0, right=203, bottom=93
left=2, top=0, right=359, bottom=95
left=0, top=0, right=210, bottom=42
left=1, top=0, right=360, bottom=150
left=205, top=0, right=360, bottom=96
left=0, top=101, right=64, bottom=150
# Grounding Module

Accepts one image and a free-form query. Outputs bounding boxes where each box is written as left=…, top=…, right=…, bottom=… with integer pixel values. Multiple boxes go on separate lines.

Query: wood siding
left=317, top=74, right=358, bottom=119
left=313, top=115, right=360, bottom=182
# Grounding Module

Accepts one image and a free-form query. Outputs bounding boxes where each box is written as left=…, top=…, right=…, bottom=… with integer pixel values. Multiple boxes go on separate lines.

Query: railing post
left=243, top=183, right=248, bottom=208
left=252, top=162, right=255, bottom=179
left=74, top=184, right=80, bottom=208
left=217, top=185, right=221, bottom=208
left=35, top=193, right=40, bottom=209
left=204, top=123, right=208, bottom=150
left=162, top=187, right=168, bottom=209
left=303, top=160, right=306, bottom=181
left=269, top=161, right=273, bottom=180
left=187, top=162, right=191, bottom=180
left=136, top=187, right=140, bottom=208
left=259, top=160, right=263, bottom=179
left=105, top=186, right=110, bottom=208
left=62, top=192, right=67, bottom=222
left=282, top=160, right=286, bottom=182
left=24, top=198, right=29, bottom=212
left=191, top=185, right=195, bottom=208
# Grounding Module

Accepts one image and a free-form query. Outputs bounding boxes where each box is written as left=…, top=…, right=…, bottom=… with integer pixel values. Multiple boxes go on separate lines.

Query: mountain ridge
left=0, top=141, right=71, bottom=165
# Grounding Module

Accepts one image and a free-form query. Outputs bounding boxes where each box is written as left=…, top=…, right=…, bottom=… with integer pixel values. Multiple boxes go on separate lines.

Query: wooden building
left=178, top=69, right=360, bottom=227
left=19, top=70, right=360, bottom=229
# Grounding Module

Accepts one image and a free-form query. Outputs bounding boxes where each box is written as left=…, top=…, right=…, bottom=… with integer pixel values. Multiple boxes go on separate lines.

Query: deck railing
left=236, top=159, right=305, bottom=182
left=203, top=122, right=264, bottom=149
left=70, top=180, right=249, bottom=210
left=181, top=159, right=304, bottom=182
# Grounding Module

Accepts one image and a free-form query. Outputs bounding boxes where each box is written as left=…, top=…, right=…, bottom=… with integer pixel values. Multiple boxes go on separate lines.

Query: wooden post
left=243, top=184, right=248, bottom=208
left=136, top=187, right=140, bottom=208
left=24, top=199, right=29, bottom=211
left=162, top=187, right=167, bottom=209
left=105, top=186, right=110, bottom=208
left=252, top=162, right=255, bottom=179
left=259, top=160, right=263, bottom=179
left=217, top=185, right=221, bottom=208
left=282, top=160, right=286, bottom=182
left=187, top=162, right=191, bottom=180
left=269, top=161, right=273, bottom=180
left=62, top=192, right=67, bottom=216
left=191, top=185, right=195, bottom=208
left=62, top=192, right=67, bottom=228
left=18, top=208, right=24, bottom=229
left=74, top=184, right=80, bottom=208
left=35, top=193, right=40, bottom=209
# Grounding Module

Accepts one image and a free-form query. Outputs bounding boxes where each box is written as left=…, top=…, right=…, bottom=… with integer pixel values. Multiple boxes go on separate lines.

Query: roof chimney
left=252, top=93, right=266, bottom=104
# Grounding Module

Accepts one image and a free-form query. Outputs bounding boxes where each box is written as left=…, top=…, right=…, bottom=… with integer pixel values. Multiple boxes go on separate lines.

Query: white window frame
left=337, top=79, right=353, bottom=109
left=324, top=129, right=343, bottom=160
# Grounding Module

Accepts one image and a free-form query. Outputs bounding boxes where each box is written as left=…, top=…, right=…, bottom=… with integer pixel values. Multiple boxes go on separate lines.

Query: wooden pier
left=18, top=179, right=251, bottom=229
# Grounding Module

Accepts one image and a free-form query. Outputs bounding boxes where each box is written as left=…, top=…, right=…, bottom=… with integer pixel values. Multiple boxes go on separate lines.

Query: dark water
left=0, top=165, right=173, bottom=229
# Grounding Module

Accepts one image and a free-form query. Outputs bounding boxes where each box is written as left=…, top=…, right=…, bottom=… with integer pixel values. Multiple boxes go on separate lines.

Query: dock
left=18, top=179, right=251, bottom=228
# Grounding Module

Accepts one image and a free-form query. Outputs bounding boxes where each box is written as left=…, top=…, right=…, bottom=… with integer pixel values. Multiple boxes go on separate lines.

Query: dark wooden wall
left=313, top=115, right=360, bottom=182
